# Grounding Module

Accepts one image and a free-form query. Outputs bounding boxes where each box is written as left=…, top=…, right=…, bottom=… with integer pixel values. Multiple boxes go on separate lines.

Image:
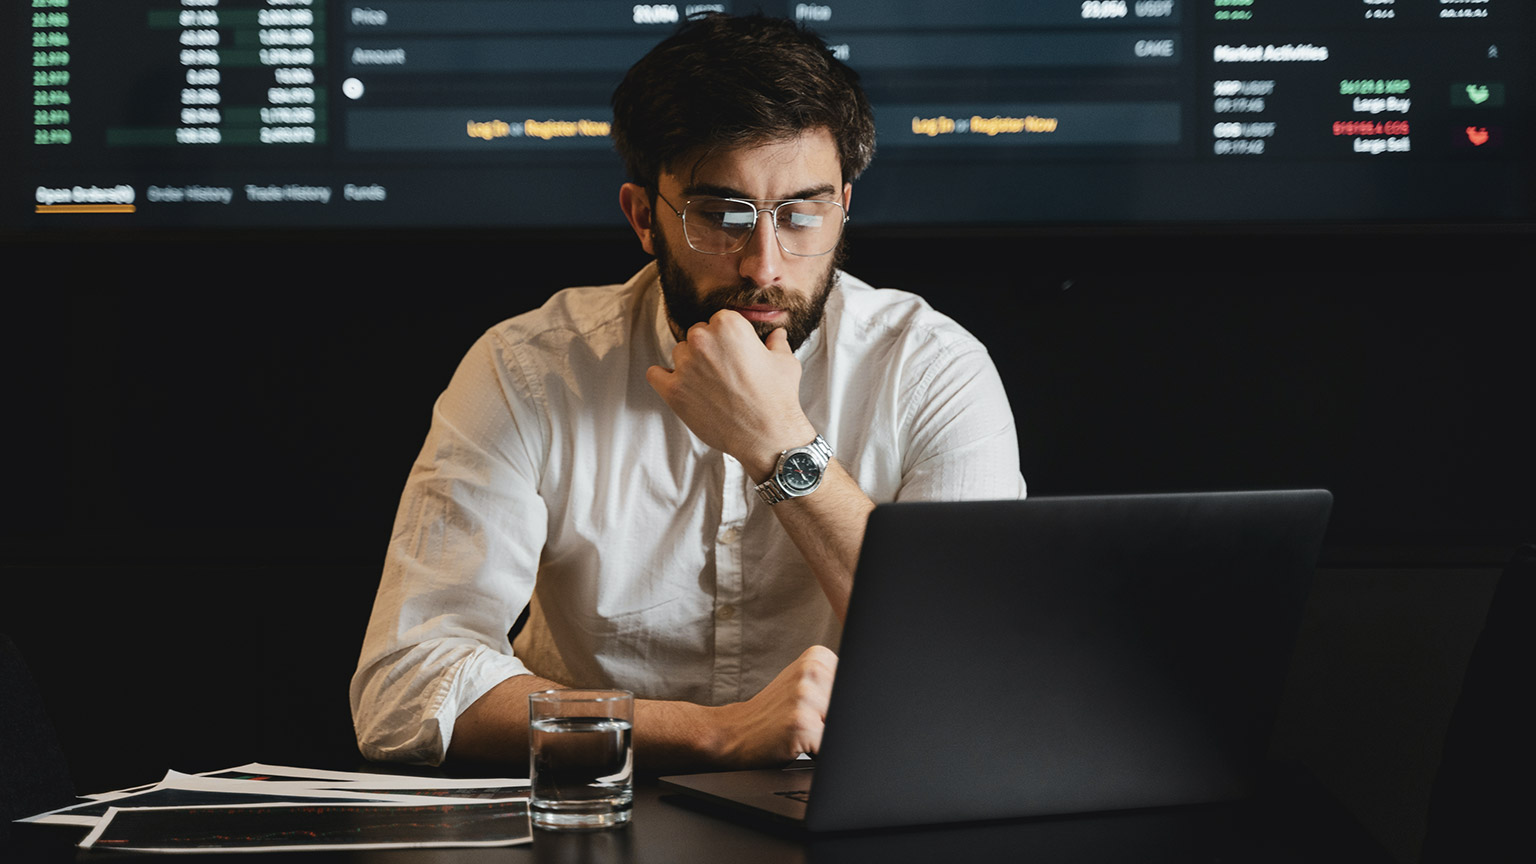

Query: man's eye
left=783, top=210, right=825, bottom=230
left=694, top=205, right=753, bottom=230
left=717, top=210, right=755, bottom=228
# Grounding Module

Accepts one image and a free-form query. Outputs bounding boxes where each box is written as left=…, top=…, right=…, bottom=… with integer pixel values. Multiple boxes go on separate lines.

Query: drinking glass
left=528, top=689, right=634, bottom=830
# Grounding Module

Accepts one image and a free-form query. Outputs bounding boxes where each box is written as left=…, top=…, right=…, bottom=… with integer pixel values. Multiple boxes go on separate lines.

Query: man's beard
left=654, top=226, right=842, bottom=352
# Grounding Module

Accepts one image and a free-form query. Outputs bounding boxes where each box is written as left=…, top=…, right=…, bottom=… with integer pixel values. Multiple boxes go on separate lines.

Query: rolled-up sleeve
left=350, top=329, right=549, bottom=764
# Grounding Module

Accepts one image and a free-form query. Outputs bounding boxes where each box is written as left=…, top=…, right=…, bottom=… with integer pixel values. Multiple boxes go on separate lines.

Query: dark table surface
left=7, top=762, right=1393, bottom=864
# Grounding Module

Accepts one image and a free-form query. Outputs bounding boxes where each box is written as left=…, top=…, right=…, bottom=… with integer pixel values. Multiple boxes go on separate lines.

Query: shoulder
left=488, top=265, right=656, bottom=357
left=823, top=271, right=988, bottom=360
left=445, top=265, right=660, bottom=414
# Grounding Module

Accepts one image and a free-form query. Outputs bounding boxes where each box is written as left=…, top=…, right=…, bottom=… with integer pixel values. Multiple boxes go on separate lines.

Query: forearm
left=446, top=674, right=732, bottom=774
left=756, top=459, right=873, bottom=622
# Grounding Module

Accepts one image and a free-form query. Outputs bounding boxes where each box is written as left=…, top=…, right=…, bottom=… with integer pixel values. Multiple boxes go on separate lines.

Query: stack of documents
left=19, top=762, right=531, bottom=852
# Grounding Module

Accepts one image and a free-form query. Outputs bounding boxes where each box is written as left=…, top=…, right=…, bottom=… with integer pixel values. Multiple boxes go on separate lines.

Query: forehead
left=666, top=128, right=842, bottom=198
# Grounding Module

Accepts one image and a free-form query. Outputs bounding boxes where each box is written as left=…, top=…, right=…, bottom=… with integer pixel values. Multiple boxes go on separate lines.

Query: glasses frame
left=654, top=191, right=847, bottom=258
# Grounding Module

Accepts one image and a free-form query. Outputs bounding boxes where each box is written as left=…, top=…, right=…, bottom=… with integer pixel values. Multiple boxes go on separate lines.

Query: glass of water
left=528, top=689, right=634, bottom=830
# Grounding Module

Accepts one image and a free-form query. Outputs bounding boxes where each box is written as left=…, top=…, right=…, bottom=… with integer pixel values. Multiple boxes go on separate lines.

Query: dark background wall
left=2, top=227, right=1530, bottom=862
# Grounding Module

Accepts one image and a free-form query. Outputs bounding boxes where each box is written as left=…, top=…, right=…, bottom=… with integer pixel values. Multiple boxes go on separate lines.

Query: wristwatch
left=755, top=435, right=834, bottom=505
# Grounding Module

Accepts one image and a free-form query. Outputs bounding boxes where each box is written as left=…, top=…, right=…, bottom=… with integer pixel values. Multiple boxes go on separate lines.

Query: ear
left=841, top=182, right=853, bottom=214
left=619, top=183, right=656, bottom=256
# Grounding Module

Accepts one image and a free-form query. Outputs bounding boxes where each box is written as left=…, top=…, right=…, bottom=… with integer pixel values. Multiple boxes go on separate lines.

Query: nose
left=737, top=207, right=785, bottom=288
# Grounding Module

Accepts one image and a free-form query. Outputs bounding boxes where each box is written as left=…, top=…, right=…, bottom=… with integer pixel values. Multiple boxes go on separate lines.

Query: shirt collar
left=638, top=263, right=679, bottom=368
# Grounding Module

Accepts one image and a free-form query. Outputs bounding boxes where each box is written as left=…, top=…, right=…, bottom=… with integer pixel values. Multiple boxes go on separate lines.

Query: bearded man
left=351, top=13, right=1026, bottom=774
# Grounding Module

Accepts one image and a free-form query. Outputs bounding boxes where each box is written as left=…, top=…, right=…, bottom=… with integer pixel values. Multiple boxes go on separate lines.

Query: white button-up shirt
left=351, top=263, right=1025, bottom=763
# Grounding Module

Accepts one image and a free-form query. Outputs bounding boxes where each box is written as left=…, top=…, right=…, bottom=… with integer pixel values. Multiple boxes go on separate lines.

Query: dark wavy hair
left=610, top=13, right=876, bottom=190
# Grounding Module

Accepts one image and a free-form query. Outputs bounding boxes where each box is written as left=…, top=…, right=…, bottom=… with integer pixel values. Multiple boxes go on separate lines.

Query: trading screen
left=9, top=0, right=1531, bottom=230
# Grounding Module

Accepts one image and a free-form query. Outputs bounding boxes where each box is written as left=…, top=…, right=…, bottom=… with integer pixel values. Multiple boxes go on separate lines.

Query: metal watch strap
left=755, top=434, right=833, bottom=505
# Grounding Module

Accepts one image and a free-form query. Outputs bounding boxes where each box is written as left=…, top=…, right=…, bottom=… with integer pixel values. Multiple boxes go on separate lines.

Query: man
left=351, top=13, right=1025, bottom=773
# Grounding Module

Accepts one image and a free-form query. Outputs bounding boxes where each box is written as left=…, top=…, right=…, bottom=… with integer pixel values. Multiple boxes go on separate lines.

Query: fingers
left=646, top=337, right=690, bottom=397
left=795, top=645, right=838, bottom=693
left=785, top=646, right=837, bottom=755
left=715, top=646, right=839, bottom=766
left=765, top=327, right=791, bottom=354
left=684, top=308, right=756, bottom=347
left=644, top=363, right=670, bottom=393
left=651, top=307, right=808, bottom=466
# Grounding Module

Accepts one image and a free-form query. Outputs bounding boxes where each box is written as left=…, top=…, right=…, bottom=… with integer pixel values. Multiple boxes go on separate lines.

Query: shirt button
left=716, top=604, right=737, bottom=620
left=719, top=526, right=741, bottom=545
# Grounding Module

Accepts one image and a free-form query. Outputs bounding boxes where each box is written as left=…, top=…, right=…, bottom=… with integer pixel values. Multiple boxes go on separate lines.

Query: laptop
left=660, top=490, right=1333, bottom=832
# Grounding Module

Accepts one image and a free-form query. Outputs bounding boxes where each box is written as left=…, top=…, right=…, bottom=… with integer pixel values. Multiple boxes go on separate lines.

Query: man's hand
left=649, top=310, right=872, bottom=621
left=712, top=645, right=838, bottom=766
left=647, top=310, right=816, bottom=480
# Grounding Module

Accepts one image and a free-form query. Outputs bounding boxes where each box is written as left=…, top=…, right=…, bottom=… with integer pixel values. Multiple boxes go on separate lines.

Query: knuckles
left=799, top=645, right=838, bottom=674
left=792, top=706, right=823, bottom=735
left=688, top=309, right=755, bottom=344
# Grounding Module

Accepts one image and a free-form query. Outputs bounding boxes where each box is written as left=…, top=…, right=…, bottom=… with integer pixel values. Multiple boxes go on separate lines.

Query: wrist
left=707, top=700, right=772, bottom=769
left=633, top=699, right=732, bottom=774
left=753, top=433, right=834, bottom=506
left=744, top=421, right=819, bottom=484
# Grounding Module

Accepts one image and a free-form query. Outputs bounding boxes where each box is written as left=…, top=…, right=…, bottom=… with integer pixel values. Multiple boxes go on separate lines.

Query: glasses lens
left=681, top=198, right=845, bottom=256
left=774, top=201, right=843, bottom=256
left=683, top=199, right=756, bottom=253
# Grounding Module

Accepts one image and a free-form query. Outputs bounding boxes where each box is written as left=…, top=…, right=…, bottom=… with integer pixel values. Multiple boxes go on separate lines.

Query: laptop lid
left=665, top=490, right=1333, bottom=833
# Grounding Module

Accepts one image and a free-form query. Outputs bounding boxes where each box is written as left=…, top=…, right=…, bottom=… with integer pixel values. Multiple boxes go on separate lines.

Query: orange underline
left=35, top=204, right=137, bottom=214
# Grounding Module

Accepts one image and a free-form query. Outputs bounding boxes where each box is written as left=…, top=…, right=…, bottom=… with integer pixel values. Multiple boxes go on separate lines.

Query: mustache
left=705, top=284, right=807, bottom=311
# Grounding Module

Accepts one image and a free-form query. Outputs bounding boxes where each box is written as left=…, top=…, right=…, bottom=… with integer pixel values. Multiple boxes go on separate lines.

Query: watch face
left=780, top=451, right=823, bottom=494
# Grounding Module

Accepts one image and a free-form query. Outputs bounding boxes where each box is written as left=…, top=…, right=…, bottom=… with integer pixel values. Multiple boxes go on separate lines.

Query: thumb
left=645, top=363, right=671, bottom=395
left=765, top=327, right=791, bottom=355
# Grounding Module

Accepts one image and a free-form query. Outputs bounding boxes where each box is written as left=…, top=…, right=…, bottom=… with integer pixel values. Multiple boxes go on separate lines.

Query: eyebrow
left=681, top=182, right=839, bottom=202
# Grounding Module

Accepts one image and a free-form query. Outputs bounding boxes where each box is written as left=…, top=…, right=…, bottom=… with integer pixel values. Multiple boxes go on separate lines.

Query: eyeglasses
left=654, top=192, right=847, bottom=257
